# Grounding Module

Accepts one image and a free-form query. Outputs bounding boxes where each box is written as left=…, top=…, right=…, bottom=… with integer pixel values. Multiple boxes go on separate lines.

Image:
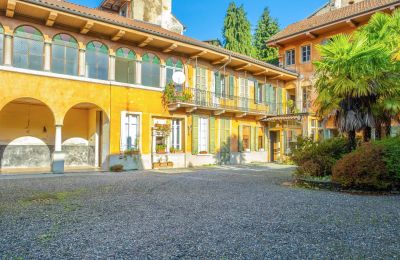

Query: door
left=195, top=67, right=207, bottom=106
left=270, top=131, right=280, bottom=162
left=219, top=118, right=231, bottom=164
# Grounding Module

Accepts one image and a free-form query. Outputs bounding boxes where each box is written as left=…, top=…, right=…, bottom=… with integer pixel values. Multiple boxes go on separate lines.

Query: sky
left=69, top=0, right=328, bottom=40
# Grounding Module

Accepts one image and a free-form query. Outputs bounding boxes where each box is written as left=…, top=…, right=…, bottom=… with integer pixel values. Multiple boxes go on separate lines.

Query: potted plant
left=156, top=144, right=167, bottom=154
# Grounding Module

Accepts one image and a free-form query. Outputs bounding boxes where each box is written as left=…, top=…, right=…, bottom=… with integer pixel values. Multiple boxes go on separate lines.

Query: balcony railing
left=167, top=87, right=310, bottom=117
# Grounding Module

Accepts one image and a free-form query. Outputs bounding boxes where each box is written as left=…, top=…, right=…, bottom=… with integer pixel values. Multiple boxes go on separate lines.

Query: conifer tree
left=222, top=2, right=254, bottom=57
left=253, top=7, right=280, bottom=64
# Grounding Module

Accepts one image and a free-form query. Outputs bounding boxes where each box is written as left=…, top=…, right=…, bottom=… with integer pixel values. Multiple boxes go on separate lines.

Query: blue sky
left=70, top=0, right=327, bottom=40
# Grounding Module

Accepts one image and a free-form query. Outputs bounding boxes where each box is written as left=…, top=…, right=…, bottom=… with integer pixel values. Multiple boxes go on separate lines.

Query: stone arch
left=62, top=102, right=110, bottom=169
left=0, top=98, right=56, bottom=172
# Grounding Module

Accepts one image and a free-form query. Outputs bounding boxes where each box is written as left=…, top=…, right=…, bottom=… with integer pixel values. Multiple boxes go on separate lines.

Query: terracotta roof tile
left=269, top=0, right=400, bottom=43
left=23, top=0, right=297, bottom=76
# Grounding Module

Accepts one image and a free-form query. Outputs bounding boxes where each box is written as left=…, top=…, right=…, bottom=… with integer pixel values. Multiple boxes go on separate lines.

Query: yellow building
left=0, top=0, right=305, bottom=173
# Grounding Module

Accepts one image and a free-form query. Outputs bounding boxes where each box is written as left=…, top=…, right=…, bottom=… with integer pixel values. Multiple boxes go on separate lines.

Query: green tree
left=314, top=11, right=400, bottom=148
left=253, top=7, right=280, bottom=64
left=222, top=2, right=254, bottom=56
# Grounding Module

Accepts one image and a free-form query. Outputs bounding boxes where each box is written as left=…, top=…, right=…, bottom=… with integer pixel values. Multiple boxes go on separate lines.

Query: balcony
left=167, top=87, right=310, bottom=119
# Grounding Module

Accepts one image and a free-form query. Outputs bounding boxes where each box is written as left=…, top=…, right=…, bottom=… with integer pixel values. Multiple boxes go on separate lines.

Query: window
left=214, top=72, right=227, bottom=97
left=258, top=127, right=264, bottom=151
left=254, top=81, right=263, bottom=104
left=239, top=78, right=249, bottom=110
left=0, top=26, right=3, bottom=64
left=115, top=48, right=136, bottom=84
left=310, top=119, right=323, bottom=141
left=52, top=34, right=78, bottom=76
left=141, top=53, right=161, bottom=87
left=86, top=41, right=109, bottom=80
left=303, top=86, right=311, bottom=111
left=171, top=119, right=182, bottom=151
left=196, top=67, right=207, bottom=90
left=121, top=113, right=140, bottom=151
left=119, top=3, right=128, bottom=17
left=301, top=45, right=311, bottom=63
left=242, top=126, right=251, bottom=151
left=13, top=26, right=44, bottom=71
left=166, top=58, right=184, bottom=86
left=285, top=49, right=295, bottom=66
left=198, top=117, right=209, bottom=153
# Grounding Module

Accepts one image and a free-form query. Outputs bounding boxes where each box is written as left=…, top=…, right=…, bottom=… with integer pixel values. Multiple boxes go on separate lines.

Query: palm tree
left=314, top=31, right=400, bottom=149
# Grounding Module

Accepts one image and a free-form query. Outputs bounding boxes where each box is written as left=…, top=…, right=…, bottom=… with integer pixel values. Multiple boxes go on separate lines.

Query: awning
left=263, top=115, right=303, bottom=122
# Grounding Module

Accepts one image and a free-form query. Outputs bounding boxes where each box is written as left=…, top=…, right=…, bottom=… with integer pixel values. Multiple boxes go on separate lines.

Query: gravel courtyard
left=0, top=164, right=399, bottom=259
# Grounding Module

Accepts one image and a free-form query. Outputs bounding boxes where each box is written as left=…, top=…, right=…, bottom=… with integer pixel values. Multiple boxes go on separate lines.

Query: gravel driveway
left=0, top=164, right=399, bottom=259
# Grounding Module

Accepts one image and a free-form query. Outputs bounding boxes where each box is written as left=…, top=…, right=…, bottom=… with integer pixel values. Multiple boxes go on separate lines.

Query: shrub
left=292, top=137, right=349, bottom=177
left=375, top=136, right=400, bottom=180
left=332, top=143, right=392, bottom=190
left=110, top=164, right=124, bottom=172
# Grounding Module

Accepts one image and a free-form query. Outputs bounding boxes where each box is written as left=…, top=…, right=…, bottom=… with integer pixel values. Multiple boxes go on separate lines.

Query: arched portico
left=0, top=98, right=55, bottom=172
left=62, top=103, right=110, bottom=171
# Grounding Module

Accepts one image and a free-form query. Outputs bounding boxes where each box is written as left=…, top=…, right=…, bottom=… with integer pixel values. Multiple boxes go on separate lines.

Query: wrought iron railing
left=168, top=87, right=310, bottom=116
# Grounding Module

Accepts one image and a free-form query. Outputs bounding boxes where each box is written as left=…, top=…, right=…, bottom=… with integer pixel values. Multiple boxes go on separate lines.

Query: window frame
left=120, top=112, right=141, bottom=152
left=115, top=47, right=137, bottom=84
left=198, top=116, right=209, bottom=153
left=51, top=33, right=79, bottom=76
left=141, top=53, right=161, bottom=88
left=13, top=25, right=44, bottom=71
left=171, top=119, right=182, bottom=151
left=85, top=41, right=109, bottom=80
left=285, top=49, right=295, bottom=66
left=301, top=45, right=311, bottom=63
left=165, top=57, right=184, bottom=86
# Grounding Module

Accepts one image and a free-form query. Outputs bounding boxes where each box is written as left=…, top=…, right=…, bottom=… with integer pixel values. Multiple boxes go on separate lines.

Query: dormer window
left=119, top=3, right=128, bottom=17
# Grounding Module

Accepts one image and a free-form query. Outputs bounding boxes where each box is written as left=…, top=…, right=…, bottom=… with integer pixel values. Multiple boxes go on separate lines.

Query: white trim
left=0, top=65, right=164, bottom=92
left=120, top=111, right=143, bottom=152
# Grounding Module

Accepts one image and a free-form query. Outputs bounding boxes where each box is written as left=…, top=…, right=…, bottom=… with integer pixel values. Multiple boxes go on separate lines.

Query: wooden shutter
left=209, top=116, right=216, bottom=154
left=254, top=81, right=259, bottom=104
left=215, top=72, right=221, bottom=97
left=254, top=127, right=259, bottom=151
left=229, top=75, right=234, bottom=99
left=192, top=115, right=199, bottom=154
left=238, top=125, right=243, bottom=152
left=277, top=88, right=283, bottom=114
left=264, top=84, right=268, bottom=105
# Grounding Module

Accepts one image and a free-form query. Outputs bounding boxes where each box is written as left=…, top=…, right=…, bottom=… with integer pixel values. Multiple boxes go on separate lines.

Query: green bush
left=375, top=136, right=400, bottom=180
left=292, top=137, right=349, bottom=177
left=332, top=143, right=392, bottom=190
left=110, top=164, right=124, bottom=172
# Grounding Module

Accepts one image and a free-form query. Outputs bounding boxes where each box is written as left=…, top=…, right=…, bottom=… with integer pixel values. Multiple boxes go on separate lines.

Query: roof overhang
left=3, top=0, right=298, bottom=81
left=267, top=2, right=400, bottom=47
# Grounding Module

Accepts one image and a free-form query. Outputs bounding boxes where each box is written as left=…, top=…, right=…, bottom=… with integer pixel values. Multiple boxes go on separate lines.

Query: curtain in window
left=52, top=34, right=78, bottom=76
left=141, top=53, right=161, bottom=87
left=115, top=48, right=136, bottom=84
left=86, top=41, right=109, bottom=80
left=13, top=26, right=44, bottom=71
left=165, top=57, right=183, bottom=86
left=0, top=26, right=3, bottom=65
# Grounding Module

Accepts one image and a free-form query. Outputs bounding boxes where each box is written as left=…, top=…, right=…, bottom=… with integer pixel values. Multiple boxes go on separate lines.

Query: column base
left=52, top=152, right=66, bottom=174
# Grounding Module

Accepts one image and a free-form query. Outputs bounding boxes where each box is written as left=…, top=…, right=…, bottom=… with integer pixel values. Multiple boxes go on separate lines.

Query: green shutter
left=254, top=127, right=259, bottom=151
left=277, top=88, right=283, bottom=114
left=254, top=81, right=259, bottom=104
left=264, top=84, right=268, bottom=105
left=215, top=72, right=221, bottom=97
left=229, top=75, right=235, bottom=99
left=209, top=116, right=216, bottom=154
left=251, top=126, right=256, bottom=151
left=238, top=125, right=243, bottom=152
left=283, top=130, right=287, bottom=154
left=192, top=115, right=199, bottom=155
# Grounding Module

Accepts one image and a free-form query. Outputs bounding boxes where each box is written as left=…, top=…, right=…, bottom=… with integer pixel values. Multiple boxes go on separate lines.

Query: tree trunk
left=363, top=127, right=372, bottom=142
left=375, top=125, right=382, bottom=140
left=348, top=130, right=357, bottom=151
left=385, top=123, right=392, bottom=138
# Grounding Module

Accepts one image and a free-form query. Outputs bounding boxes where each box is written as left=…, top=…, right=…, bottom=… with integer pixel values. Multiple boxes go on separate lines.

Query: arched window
left=115, top=47, right=136, bottom=84
left=0, top=26, right=3, bottom=65
left=86, top=41, right=109, bottom=80
left=52, top=34, right=78, bottom=76
left=165, top=58, right=184, bottom=85
left=13, top=26, right=44, bottom=71
left=141, top=53, right=160, bottom=88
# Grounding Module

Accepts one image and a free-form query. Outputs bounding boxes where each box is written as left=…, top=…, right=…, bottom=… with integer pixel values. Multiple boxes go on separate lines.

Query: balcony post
left=43, top=36, right=52, bottom=72
left=108, top=49, right=115, bottom=81
left=78, top=42, right=86, bottom=77
left=3, top=27, right=13, bottom=66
